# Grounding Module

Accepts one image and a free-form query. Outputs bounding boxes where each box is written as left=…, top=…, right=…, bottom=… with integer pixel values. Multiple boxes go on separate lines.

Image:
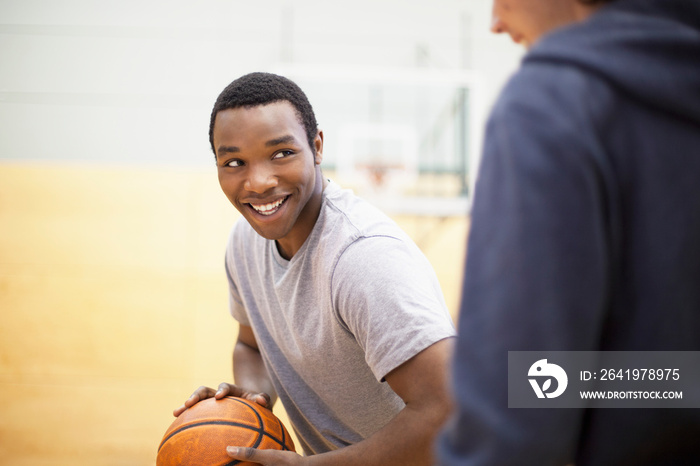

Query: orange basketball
left=157, top=396, right=296, bottom=466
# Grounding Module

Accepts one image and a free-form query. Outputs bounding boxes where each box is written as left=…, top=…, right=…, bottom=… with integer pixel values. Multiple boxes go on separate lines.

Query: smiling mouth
left=248, top=196, right=289, bottom=216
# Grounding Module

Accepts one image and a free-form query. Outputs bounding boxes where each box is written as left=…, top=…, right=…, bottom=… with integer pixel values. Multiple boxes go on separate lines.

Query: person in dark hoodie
left=437, top=0, right=700, bottom=465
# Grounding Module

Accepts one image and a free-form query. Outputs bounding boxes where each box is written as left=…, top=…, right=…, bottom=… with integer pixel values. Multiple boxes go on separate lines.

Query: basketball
left=157, top=397, right=296, bottom=466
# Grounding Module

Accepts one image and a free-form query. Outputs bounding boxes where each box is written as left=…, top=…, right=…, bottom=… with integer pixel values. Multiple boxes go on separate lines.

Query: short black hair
left=209, top=72, right=319, bottom=157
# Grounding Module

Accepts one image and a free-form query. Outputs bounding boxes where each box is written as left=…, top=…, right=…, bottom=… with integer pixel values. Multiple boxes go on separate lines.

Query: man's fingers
left=187, top=386, right=218, bottom=406
left=173, top=384, right=271, bottom=417
left=227, top=446, right=301, bottom=465
left=173, top=386, right=218, bottom=417
left=249, top=392, right=271, bottom=407
left=217, top=383, right=271, bottom=407
left=227, top=446, right=258, bottom=461
left=172, top=404, right=187, bottom=417
left=215, top=382, right=232, bottom=399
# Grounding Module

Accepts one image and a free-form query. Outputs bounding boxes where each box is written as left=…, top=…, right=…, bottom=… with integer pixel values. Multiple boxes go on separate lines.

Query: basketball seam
left=157, top=420, right=265, bottom=452
left=226, top=396, right=289, bottom=451
left=229, top=398, right=291, bottom=449
left=230, top=398, right=265, bottom=450
left=223, top=399, right=266, bottom=466
left=277, top=416, right=290, bottom=450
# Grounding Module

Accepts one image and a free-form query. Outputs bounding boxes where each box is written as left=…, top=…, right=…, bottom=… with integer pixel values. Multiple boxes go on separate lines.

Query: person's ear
left=314, top=130, right=324, bottom=165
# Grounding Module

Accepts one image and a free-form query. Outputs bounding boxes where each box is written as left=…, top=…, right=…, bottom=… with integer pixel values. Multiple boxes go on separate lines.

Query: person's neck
left=274, top=168, right=327, bottom=261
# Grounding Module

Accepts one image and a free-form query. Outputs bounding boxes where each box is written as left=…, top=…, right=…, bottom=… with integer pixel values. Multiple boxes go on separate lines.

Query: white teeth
left=250, top=197, right=286, bottom=215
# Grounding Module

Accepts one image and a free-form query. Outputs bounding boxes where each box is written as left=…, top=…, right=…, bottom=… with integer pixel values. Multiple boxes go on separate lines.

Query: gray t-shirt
left=225, top=180, right=455, bottom=455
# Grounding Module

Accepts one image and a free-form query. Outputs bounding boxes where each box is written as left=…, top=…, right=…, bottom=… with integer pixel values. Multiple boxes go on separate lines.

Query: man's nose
left=244, top=164, right=278, bottom=193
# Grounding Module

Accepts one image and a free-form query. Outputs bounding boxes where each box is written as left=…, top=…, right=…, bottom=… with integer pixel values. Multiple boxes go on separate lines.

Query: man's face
left=491, top=0, right=579, bottom=48
left=213, top=101, right=324, bottom=258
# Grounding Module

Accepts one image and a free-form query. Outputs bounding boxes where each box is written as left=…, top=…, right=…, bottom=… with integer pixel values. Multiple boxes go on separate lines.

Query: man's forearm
left=233, top=340, right=278, bottom=406
left=306, top=398, right=449, bottom=465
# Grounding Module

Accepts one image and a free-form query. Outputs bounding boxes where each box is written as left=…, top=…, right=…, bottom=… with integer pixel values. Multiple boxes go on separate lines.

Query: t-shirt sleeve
left=331, top=235, right=455, bottom=382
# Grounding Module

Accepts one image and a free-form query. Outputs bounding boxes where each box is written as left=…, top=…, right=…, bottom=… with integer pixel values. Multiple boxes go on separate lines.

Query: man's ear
left=314, top=130, right=324, bottom=165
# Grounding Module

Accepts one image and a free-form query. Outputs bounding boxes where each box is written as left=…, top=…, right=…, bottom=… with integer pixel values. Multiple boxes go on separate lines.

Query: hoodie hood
left=526, top=0, right=700, bottom=123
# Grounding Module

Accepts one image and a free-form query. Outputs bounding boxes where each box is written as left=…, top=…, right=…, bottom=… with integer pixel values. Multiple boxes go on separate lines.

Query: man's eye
left=226, top=159, right=243, bottom=167
left=273, top=150, right=293, bottom=159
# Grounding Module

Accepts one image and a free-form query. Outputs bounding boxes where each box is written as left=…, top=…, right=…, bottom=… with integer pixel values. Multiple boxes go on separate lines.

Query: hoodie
left=438, top=0, right=700, bottom=465
left=530, top=0, right=700, bottom=124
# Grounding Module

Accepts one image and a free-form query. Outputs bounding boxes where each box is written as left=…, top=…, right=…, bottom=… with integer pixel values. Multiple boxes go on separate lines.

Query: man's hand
left=172, top=382, right=272, bottom=417
left=226, top=446, right=304, bottom=465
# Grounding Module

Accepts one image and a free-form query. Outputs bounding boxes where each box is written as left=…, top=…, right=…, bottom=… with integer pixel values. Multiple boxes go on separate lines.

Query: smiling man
left=174, top=72, right=455, bottom=465
left=213, top=102, right=324, bottom=260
